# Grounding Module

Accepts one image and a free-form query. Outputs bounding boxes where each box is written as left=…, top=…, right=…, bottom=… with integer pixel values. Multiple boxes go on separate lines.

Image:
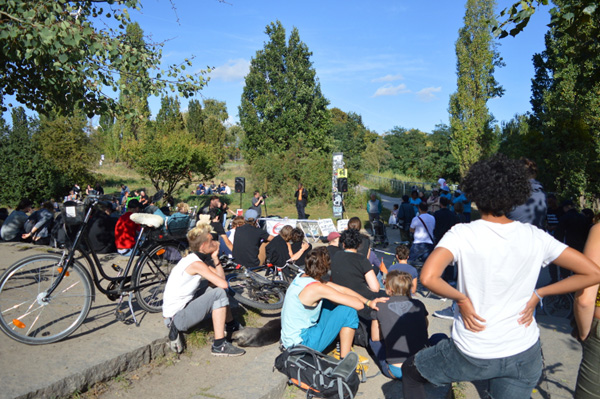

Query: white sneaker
left=433, top=303, right=455, bottom=320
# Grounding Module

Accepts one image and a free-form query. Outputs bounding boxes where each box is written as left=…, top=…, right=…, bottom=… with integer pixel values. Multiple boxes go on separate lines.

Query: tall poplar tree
left=239, top=21, right=332, bottom=198
left=449, top=0, right=504, bottom=177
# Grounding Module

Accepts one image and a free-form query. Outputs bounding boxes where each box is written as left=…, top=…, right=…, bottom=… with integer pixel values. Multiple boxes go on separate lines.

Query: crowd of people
left=2, top=163, right=600, bottom=398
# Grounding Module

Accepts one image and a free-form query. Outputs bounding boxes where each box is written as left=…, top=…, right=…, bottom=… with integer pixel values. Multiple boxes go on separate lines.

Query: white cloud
left=209, top=59, right=250, bottom=82
left=371, top=73, right=404, bottom=83
left=372, top=83, right=410, bottom=97
left=415, top=86, right=442, bottom=102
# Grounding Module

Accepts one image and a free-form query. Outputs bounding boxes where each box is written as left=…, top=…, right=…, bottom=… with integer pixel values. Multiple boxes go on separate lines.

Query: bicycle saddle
left=130, top=213, right=164, bottom=228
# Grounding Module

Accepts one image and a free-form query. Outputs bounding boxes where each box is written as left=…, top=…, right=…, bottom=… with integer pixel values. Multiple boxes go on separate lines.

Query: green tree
left=362, top=135, right=390, bottom=174
left=449, top=0, right=504, bottom=178
left=156, top=96, right=185, bottom=132
left=239, top=21, right=332, bottom=199
left=224, top=124, right=244, bottom=161
left=35, top=111, right=94, bottom=185
left=117, top=22, right=150, bottom=142
left=330, top=108, right=370, bottom=171
left=0, top=1, right=207, bottom=117
left=384, top=127, right=429, bottom=178
left=186, top=99, right=205, bottom=140
left=0, top=108, right=68, bottom=206
left=527, top=1, right=600, bottom=202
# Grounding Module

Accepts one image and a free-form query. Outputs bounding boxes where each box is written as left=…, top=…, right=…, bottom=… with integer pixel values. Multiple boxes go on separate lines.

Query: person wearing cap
left=326, top=231, right=342, bottom=260
left=232, top=209, right=272, bottom=267
left=115, top=198, right=142, bottom=256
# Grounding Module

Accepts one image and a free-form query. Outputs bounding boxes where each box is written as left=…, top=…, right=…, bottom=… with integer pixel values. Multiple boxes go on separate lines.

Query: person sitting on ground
left=88, top=202, right=117, bottom=254
left=383, top=245, right=418, bottom=294
left=338, top=217, right=371, bottom=259
left=232, top=209, right=272, bottom=267
left=22, top=201, right=55, bottom=245
left=139, top=190, right=150, bottom=208
left=209, top=208, right=233, bottom=254
left=409, top=202, right=435, bottom=265
left=114, top=199, right=141, bottom=256
left=281, top=247, right=387, bottom=358
left=370, top=271, right=446, bottom=379
left=331, top=229, right=382, bottom=303
left=401, top=154, right=600, bottom=399
left=266, top=225, right=310, bottom=267
left=326, top=231, right=342, bottom=260
left=397, top=195, right=415, bottom=242
left=1, top=199, right=32, bottom=241
left=162, top=220, right=245, bottom=356
left=290, top=228, right=312, bottom=267
left=227, top=216, right=245, bottom=248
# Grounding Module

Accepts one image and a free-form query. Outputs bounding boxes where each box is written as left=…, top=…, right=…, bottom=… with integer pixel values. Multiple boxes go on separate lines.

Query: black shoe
left=168, top=322, right=184, bottom=353
left=211, top=340, right=246, bottom=357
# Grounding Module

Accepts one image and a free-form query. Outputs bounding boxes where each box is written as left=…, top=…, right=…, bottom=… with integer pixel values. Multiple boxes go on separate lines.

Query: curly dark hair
left=304, top=247, right=331, bottom=281
left=395, top=244, right=410, bottom=260
left=291, top=228, right=304, bottom=243
left=461, top=154, right=531, bottom=217
left=340, top=228, right=362, bottom=250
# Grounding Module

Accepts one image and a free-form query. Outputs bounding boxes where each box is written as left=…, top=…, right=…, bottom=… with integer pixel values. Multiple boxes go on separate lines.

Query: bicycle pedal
left=111, top=264, right=123, bottom=273
left=115, top=310, right=127, bottom=321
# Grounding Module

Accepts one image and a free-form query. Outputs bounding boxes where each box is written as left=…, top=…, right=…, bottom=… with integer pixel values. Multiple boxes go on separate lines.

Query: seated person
left=115, top=199, right=141, bottom=256
left=209, top=208, right=233, bottom=253
left=266, top=225, right=310, bottom=267
left=370, top=271, right=446, bottom=379
left=232, top=209, right=271, bottom=267
left=88, top=202, right=117, bottom=254
left=289, top=228, right=312, bottom=266
left=22, top=202, right=55, bottom=246
left=326, top=231, right=342, bottom=260
left=331, top=229, right=381, bottom=302
left=227, top=216, right=245, bottom=248
left=1, top=199, right=32, bottom=241
left=383, top=244, right=418, bottom=294
left=281, top=247, right=386, bottom=358
left=338, top=217, right=371, bottom=259
left=162, top=221, right=245, bottom=356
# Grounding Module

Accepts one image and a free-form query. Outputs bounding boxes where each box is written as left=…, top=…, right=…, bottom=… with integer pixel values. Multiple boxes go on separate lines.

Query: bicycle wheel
left=0, top=255, right=93, bottom=345
left=133, top=241, right=185, bottom=313
left=227, top=272, right=286, bottom=310
left=543, top=294, right=573, bottom=318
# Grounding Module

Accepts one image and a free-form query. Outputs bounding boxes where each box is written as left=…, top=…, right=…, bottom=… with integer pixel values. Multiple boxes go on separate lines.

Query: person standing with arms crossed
left=295, top=183, right=308, bottom=220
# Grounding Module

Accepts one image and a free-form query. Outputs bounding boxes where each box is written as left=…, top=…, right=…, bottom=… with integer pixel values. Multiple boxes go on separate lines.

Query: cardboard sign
left=337, top=219, right=349, bottom=232
left=318, top=219, right=337, bottom=237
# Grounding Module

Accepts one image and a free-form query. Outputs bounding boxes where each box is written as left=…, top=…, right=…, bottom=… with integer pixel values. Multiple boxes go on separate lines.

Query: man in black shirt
left=232, top=209, right=271, bottom=267
left=433, top=197, right=459, bottom=244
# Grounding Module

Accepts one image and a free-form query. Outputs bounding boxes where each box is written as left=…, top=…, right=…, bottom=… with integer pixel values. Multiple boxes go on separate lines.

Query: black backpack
left=274, top=345, right=362, bottom=399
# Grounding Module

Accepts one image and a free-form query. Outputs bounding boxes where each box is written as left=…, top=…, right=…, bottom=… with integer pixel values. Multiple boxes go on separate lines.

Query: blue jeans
left=409, top=242, right=434, bottom=264
left=402, top=338, right=543, bottom=399
left=300, top=300, right=358, bottom=353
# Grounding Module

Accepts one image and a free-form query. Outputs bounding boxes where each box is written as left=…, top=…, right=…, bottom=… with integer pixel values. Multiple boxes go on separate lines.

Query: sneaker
left=211, top=340, right=246, bottom=357
left=433, top=303, right=455, bottom=320
left=168, top=322, right=184, bottom=353
left=328, top=348, right=370, bottom=364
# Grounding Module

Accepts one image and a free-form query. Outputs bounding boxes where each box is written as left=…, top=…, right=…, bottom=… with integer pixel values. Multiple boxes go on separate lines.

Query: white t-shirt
left=162, top=253, right=202, bottom=318
left=438, top=220, right=567, bottom=359
left=410, top=213, right=435, bottom=244
left=224, top=186, right=232, bottom=195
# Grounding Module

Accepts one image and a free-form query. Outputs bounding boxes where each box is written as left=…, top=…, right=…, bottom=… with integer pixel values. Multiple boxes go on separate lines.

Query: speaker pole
left=240, top=192, right=243, bottom=211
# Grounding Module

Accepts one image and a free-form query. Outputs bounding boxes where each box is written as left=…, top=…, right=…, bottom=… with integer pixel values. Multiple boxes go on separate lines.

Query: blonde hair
left=385, top=270, right=413, bottom=298
left=279, top=225, right=293, bottom=241
left=231, top=216, right=245, bottom=229
left=177, top=202, right=190, bottom=214
left=187, top=220, right=213, bottom=252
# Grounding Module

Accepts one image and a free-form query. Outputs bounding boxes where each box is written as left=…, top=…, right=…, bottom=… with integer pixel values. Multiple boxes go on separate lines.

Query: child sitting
left=378, top=245, right=418, bottom=294
left=369, top=271, right=445, bottom=379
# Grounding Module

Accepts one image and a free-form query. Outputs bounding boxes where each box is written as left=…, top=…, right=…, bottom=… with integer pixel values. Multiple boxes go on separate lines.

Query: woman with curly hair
left=281, top=247, right=387, bottom=358
left=162, top=220, right=245, bottom=356
left=402, top=154, right=600, bottom=399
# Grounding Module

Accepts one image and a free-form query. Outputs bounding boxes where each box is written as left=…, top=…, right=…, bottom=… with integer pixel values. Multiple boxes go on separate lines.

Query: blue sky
left=11, top=1, right=553, bottom=135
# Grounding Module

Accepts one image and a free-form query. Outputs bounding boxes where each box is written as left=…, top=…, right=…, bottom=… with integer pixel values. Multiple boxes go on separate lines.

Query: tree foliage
left=362, top=135, right=390, bottom=174
left=0, top=108, right=69, bottom=206
left=449, top=0, right=504, bottom=177
left=239, top=20, right=332, bottom=199
left=524, top=0, right=600, bottom=201
left=330, top=108, right=371, bottom=171
left=0, top=0, right=207, bottom=117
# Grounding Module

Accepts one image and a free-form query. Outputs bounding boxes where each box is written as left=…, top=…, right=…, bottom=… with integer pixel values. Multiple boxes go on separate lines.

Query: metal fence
left=362, top=174, right=437, bottom=196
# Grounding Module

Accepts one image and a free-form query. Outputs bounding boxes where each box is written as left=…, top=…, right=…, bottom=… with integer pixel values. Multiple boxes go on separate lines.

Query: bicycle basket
left=60, top=203, right=86, bottom=226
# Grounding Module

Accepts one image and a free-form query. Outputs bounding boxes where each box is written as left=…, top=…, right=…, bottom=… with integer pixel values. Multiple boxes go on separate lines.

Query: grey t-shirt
left=1, top=210, right=28, bottom=241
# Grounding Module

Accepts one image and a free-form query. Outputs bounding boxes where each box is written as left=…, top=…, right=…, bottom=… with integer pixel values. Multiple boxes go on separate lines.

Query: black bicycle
left=225, top=258, right=299, bottom=310
left=0, top=195, right=187, bottom=345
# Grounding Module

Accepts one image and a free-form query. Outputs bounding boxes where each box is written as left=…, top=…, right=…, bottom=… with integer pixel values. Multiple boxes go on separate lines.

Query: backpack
left=165, top=212, right=190, bottom=237
left=274, top=345, right=361, bottom=399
